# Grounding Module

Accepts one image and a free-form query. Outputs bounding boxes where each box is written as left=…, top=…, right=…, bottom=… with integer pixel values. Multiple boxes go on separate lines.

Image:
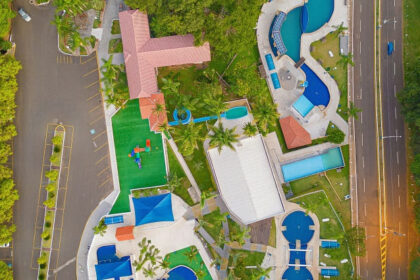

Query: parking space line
left=86, top=92, right=100, bottom=101
left=99, top=177, right=111, bottom=187
left=80, top=56, right=96, bottom=64
left=92, top=130, right=106, bottom=140
left=95, top=154, right=109, bottom=165
left=94, top=142, right=107, bottom=152
left=83, top=68, right=98, bottom=77
left=97, top=166, right=110, bottom=176
left=89, top=115, right=104, bottom=125
left=84, top=80, right=99, bottom=89
left=89, top=104, right=102, bottom=113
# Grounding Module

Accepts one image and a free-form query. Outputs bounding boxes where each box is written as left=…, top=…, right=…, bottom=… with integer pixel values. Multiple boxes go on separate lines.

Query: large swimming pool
left=167, top=266, right=197, bottom=280
left=281, top=147, right=344, bottom=182
left=280, top=0, right=334, bottom=62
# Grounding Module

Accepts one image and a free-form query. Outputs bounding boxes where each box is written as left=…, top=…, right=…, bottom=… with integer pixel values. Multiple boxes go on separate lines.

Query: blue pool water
left=225, top=106, right=248, bottom=119
left=282, top=211, right=315, bottom=245
left=167, top=266, right=197, bottom=280
left=282, top=267, right=313, bottom=280
left=97, top=245, right=118, bottom=264
left=281, top=147, right=344, bottom=182
left=301, top=64, right=330, bottom=107
left=321, top=240, right=340, bottom=248
left=280, top=0, right=334, bottom=62
left=293, top=95, right=314, bottom=117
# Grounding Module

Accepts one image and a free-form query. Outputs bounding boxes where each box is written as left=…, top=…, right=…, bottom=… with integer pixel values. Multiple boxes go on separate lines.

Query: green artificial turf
left=164, top=246, right=212, bottom=280
left=110, top=99, right=167, bottom=213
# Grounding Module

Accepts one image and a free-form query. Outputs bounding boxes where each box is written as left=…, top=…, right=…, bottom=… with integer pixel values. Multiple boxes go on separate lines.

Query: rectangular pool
left=281, top=147, right=344, bottom=182
left=292, top=95, right=314, bottom=117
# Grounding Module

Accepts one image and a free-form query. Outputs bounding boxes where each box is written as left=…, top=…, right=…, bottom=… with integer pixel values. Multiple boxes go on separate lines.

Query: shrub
left=41, top=230, right=50, bottom=241
left=37, top=252, right=48, bottom=265
left=45, top=170, right=59, bottom=181
left=48, top=192, right=55, bottom=199
left=50, top=153, right=60, bottom=165
left=0, top=38, right=12, bottom=51
left=54, top=146, right=61, bottom=153
left=45, top=183, right=56, bottom=193
left=51, top=135, right=62, bottom=146
left=38, top=273, right=45, bottom=280
left=43, top=198, right=56, bottom=209
left=39, top=263, right=46, bottom=269
left=45, top=221, right=51, bottom=228
left=327, top=127, right=345, bottom=144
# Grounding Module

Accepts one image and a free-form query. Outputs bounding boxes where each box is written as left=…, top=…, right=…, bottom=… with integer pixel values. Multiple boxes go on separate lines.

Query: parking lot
left=12, top=2, right=114, bottom=278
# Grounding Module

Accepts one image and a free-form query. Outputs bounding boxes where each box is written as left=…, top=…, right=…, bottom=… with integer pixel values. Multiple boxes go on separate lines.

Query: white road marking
left=399, top=267, right=401, bottom=279
left=360, top=88, right=363, bottom=99
left=53, top=257, right=76, bottom=274
left=360, top=112, right=363, bottom=124
left=397, top=151, right=399, bottom=164
left=394, top=0, right=396, bottom=6
left=399, top=244, right=401, bottom=256
left=364, top=203, right=367, bottom=216
left=360, top=41, right=361, bottom=54
left=397, top=174, right=400, bottom=188
left=394, top=84, right=397, bottom=97
left=399, top=222, right=401, bottom=232
left=363, top=178, right=366, bottom=192
left=360, top=3, right=362, bottom=12
left=394, top=62, right=396, bottom=76
left=361, top=133, right=364, bottom=146
left=359, top=64, right=362, bottom=77
left=362, top=156, right=365, bottom=168
left=395, top=106, right=397, bottom=119
left=399, top=195, right=401, bottom=208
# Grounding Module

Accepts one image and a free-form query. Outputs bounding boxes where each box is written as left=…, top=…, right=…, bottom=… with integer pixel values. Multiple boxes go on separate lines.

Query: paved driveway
left=12, top=1, right=113, bottom=279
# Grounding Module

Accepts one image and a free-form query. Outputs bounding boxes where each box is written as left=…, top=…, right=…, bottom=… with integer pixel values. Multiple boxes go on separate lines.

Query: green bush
left=43, top=198, right=56, bottom=209
left=45, top=221, right=51, bottom=228
left=48, top=192, right=55, bottom=199
left=38, top=273, right=45, bottom=280
left=0, top=38, right=11, bottom=52
left=45, top=170, right=59, bottom=182
left=45, top=183, right=56, bottom=193
left=52, top=135, right=62, bottom=146
left=39, top=263, right=46, bottom=269
left=327, top=127, right=345, bottom=144
left=41, top=230, right=50, bottom=241
left=50, top=153, right=60, bottom=165
left=53, top=146, right=61, bottom=153
left=37, top=252, right=48, bottom=265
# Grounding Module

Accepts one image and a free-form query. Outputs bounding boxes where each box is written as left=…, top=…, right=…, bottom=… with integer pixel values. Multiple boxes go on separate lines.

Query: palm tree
left=209, top=123, right=239, bottom=153
left=195, top=218, right=214, bottom=231
left=345, top=101, right=362, bottom=119
left=242, top=122, right=258, bottom=137
left=214, top=230, right=227, bottom=248
left=337, top=53, right=355, bottom=68
left=173, top=95, right=200, bottom=117
left=142, top=264, right=157, bottom=279
left=158, top=122, right=172, bottom=134
left=203, top=91, right=227, bottom=117
left=200, top=191, right=216, bottom=209
left=159, top=258, right=171, bottom=274
left=183, top=246, right=199, bottom=262
left=92, top=219, right=107, bottom=236
left=333, top=22, right=348, bottom=37
left=213, top=209, right=228, bottom=224
left=253, top=100, right=279, bottom=132
left=152, top=102, right=167, bottom=117
left=161, top=78, right=180, bottom=96
left=174, top=123, right=204, bottom=156
left=231, top=226, right=251, bottom=247
left=251, top=265, right=273, bottom=280
left=166, top=173, right=182, bottom=192
left=196, top=268, right=206, bottom=279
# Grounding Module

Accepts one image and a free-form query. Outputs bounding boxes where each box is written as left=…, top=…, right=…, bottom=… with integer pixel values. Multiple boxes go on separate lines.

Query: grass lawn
left=291, top=191, right=353, bottom=279
left=227, top=218, right=246, bottom=241
left=404, top=0, right=420, bottom=64
left=111, top=20, right=120, bottom=35
left=202, top=208, right=225, bottom=242
left=167, top=142, right=194, bottom=206
left=268, top=218, right=276, bottom=248
left=184, top=143, right=216, bottom=192
left=108, top=38, right=123, bottom=54
left=311, top=30, right=348, bottom=121
left=228, top=249, right=266, bottom=280
left=289, top=174, right=327, bottom=196
left=110, top=99, right=167, bottom=214
left=164, top=246, right=212, bottom=280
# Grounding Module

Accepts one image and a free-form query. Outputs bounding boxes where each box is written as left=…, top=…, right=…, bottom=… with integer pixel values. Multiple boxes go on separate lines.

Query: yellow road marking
left=84, top=80, right=99, bottom=89
left=92, top=129, right=106, bottom=140
left=97, top=166, right=110, bottom=176
left=83, top=68, right=98, bottom=77
left=94, top=142, right=107, bottom=152
left=89, top=115, right=104, bottom=125
left=80, top=56, right=96, bottom=64
left=86, top=92, right=100, bottom=101
left=99, top=177, right=111, bottom=187
left=89, top=104, right=101, bottom=113
left=95, top=154, right=109, bottom=165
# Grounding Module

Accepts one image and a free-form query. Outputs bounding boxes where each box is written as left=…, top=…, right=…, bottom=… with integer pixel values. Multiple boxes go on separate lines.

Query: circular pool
left=281, top=210, right=315, bottom=245
left=167, top=265, right=197, bottom=280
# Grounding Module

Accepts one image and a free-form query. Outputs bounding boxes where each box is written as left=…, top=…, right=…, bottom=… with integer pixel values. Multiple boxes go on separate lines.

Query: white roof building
left=207, top=134, right=285, bottom=225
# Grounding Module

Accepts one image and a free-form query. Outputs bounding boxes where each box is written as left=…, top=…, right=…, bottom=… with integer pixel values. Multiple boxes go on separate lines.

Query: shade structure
left=115, top=225, right=134, bottom=241
left=95, top=256, right=132, bottom=280
left=132, top=193, right=174, bottom=226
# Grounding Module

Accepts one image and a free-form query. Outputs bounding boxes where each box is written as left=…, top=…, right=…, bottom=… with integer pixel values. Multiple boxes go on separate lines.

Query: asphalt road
left=12, top=1, right=113, bottom=279
left=353, top=0, right=408, bottom=279
left=352, top=0, right=381, bottom=279
left=380, top=0, right=408, bottom=278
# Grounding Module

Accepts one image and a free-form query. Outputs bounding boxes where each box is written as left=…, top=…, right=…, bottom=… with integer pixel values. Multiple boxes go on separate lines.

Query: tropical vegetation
left=0, top=0, right=15, bottom=38
left=100, top=55, right=129, bottom=108
left=209, top=123, right=239, bottom=153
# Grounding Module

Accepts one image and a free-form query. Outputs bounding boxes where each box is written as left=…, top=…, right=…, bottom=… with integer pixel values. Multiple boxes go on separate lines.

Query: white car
left=0, top=242, right=10, bottom=248
left=18, top=8, right=31, bottom=22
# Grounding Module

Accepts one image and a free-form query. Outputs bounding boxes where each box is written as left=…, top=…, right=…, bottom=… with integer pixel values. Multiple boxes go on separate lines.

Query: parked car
left=387, top=41, right=394, bottom=55
left=0, top=242, right=10, bottom=248
left=18, top=8, right=31, bottom=22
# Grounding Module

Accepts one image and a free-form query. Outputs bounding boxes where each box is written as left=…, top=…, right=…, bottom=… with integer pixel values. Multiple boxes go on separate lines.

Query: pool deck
left=256, top=0, right=348, bottom=140
left=86, top=194, right=218, bottom=280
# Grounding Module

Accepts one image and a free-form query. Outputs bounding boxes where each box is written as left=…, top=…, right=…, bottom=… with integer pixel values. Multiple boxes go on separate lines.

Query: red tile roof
left=279, top=116, right=312, bottom=149
left=115, top=226, right=134, bottom=241
left=139, top=93, right=168, bottom=132
left=119, top=10, right=211, bottom=100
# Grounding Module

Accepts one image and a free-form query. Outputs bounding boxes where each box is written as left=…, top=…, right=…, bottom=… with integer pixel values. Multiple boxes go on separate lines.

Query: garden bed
left=108, top=38, right=123, bottom=54
left=228, top=249, right=266, bottom=280
left=111, top=20, right=120, bottom=34
left=201, top=208, right=225, bottom=242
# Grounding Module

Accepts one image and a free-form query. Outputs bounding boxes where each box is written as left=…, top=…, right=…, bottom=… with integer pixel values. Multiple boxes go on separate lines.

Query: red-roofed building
left=115, top=226, right=134, bottom=241
left=119, top=10, right=211, bottom=132
left=279, top=116, right=312, bottom=149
